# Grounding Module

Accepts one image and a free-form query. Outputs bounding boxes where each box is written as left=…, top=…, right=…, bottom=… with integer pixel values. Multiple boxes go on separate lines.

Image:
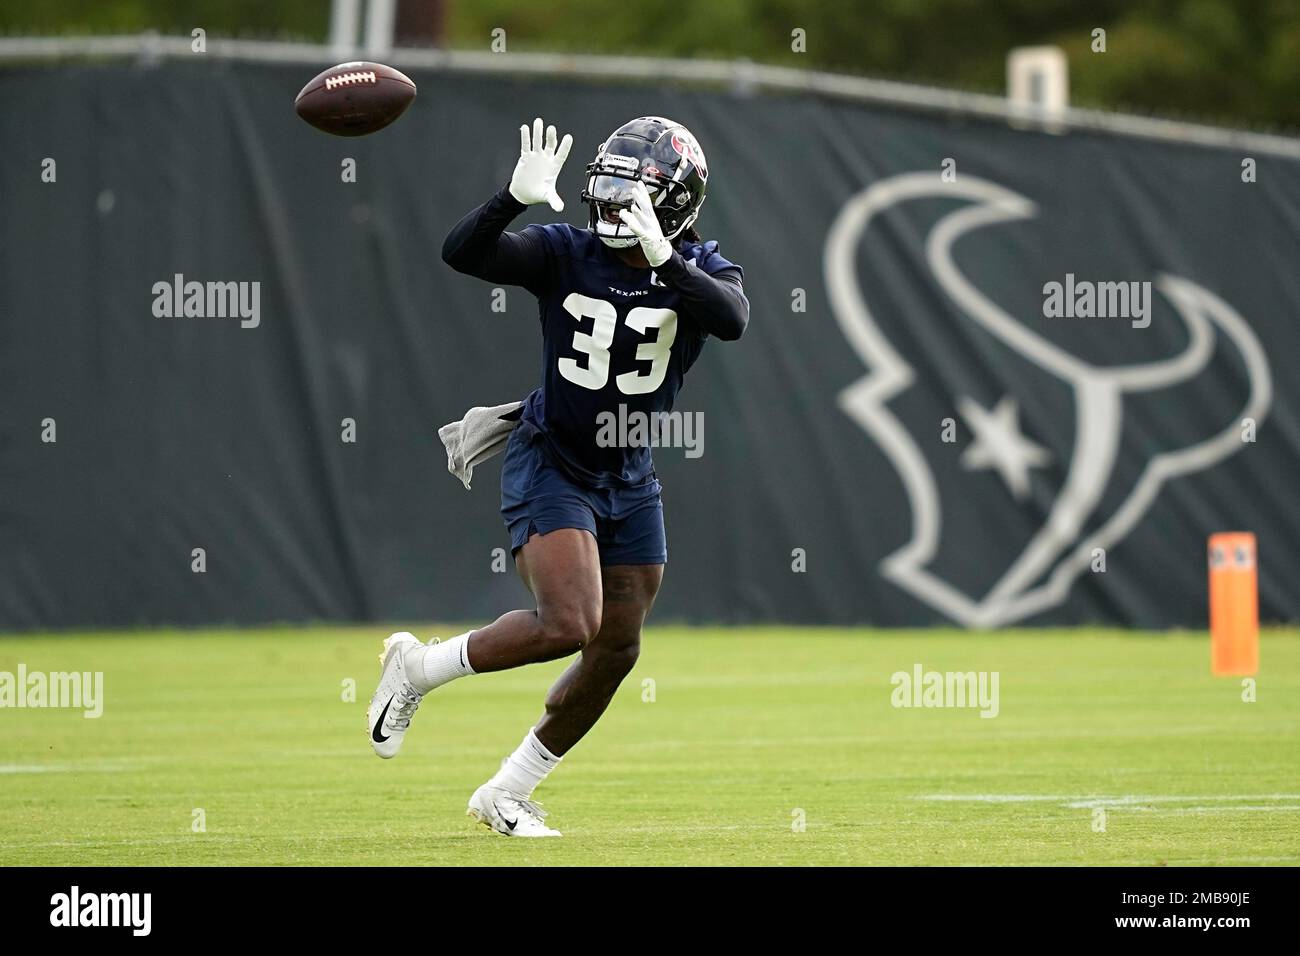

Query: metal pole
left=328, top=0, right=360, bottom=59
left=364, top=0, right=397, bottom=58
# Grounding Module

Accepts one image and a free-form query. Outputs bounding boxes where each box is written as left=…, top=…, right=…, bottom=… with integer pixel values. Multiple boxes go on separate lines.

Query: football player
left=368, top=116, right=747, bottom=836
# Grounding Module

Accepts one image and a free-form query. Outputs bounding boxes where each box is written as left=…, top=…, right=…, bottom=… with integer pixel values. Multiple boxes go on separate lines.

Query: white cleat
left=367, top=631, right=425, bottom=759
left=467, top=785, right=562, bottom=838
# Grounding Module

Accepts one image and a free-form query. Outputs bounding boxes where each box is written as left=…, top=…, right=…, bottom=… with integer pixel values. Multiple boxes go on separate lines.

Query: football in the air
left=294, top=61, right=416, bottom=136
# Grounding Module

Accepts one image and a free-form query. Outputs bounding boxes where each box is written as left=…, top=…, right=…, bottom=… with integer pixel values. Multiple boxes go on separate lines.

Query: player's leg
left=467, top=563, right=660, bottom=837
left=532, top=563, right=662, bottom=755
left=460, top=527, right=604, bottom=671
left=367, top=526, right=601, bottom=759
left=468, top=492, right=666, bottom=837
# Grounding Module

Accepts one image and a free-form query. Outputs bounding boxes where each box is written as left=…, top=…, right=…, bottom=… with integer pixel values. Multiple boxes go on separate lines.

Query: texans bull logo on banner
left=825, top=172, right=1273, bottom=627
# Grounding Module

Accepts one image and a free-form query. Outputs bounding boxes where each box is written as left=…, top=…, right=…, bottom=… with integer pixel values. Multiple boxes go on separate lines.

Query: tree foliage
left=5, top=0, right=1297, bottom=130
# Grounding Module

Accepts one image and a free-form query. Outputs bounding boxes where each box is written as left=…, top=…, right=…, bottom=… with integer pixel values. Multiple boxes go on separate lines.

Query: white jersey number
left=558, top=293, right=677, bottom=394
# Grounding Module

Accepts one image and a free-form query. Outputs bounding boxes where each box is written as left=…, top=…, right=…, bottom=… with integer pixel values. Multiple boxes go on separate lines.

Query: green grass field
left=1, top=627, right=1297, bottom=866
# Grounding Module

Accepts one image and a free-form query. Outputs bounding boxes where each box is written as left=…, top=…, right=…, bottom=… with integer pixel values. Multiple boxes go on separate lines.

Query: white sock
left=487, top=728, right=562, bottom=798
left=405, top=631, right=475, bottom=694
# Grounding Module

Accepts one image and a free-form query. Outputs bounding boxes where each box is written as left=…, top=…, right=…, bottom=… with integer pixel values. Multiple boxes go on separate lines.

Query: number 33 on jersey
left=515, top=223, right=742, bottom=483
left=558, top=294, right=677, bottom=395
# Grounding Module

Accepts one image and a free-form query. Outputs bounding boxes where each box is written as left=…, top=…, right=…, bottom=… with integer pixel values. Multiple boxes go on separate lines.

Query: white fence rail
left=2, top=33, right=1298, bottom=159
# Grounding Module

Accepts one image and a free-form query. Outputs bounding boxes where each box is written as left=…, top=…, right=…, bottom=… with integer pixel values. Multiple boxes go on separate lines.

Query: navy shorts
left=500, top=427, right=667, bottom=566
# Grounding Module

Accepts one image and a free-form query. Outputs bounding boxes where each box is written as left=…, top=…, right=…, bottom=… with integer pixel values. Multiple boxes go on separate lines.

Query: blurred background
left=2, top=0, right=1298, bottom=631
left=5, top=0, right=1300, bottom=130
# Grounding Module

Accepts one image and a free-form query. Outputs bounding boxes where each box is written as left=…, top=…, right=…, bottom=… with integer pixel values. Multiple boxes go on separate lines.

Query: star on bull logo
left=825, top=172, right=1272, bottom=627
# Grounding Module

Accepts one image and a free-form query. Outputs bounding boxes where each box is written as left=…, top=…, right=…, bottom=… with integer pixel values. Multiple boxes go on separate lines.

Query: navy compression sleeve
left=654, top=252, right=749, bottom=341
left=441, top=185, right=549, bottom=289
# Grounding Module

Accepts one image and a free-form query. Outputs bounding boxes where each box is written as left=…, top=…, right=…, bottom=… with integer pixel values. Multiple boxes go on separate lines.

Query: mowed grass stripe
left=0, top=627, right=1296, bottom=865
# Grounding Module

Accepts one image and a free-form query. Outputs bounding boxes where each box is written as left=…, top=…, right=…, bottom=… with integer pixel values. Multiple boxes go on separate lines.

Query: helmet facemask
left=582, top=162, right=702, bottom=249
left=583, top=170, right=643, bottom=248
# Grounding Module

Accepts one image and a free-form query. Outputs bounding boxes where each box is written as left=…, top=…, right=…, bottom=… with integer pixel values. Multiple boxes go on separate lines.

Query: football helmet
left=581, top=116, right=709, bottom=249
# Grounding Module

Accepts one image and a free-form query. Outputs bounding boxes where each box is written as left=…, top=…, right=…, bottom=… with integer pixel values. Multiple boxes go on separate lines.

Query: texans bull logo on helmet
left=670, top=129, right=708, bottom=180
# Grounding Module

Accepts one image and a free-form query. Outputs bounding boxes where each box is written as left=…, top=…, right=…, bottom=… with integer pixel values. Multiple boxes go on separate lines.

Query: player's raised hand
left=618, top=181, right=673, bottom=267
left=508, top=117, right=573, bottom=212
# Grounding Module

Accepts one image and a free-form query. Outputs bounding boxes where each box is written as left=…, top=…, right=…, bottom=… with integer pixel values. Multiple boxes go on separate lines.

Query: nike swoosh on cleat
left=501, top=814, right=517, bottom=830
left=372, top=696, right=394, bottom=743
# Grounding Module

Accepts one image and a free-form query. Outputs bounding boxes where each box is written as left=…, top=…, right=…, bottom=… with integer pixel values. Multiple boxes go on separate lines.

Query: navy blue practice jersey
left=514, top=223, right=743, bottom=487
left=441, top=186, right=748, bottom=488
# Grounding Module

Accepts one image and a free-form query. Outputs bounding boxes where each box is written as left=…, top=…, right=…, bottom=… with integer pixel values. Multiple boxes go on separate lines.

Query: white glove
left=618, top=181, right=674, bottom=267
left=508, top=117, right=573, bottom=212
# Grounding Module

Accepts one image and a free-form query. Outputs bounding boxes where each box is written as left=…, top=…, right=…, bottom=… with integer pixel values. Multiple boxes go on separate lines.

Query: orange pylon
left=1208, top=532, right=1258, bottom=676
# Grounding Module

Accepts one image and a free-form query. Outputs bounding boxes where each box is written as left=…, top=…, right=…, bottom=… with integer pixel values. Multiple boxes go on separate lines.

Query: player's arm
left=440, top=187, right=548, bottom=287
left=441, top=118, right=573, bottom=288
left=618, top=182, right=749, bottom=341
left=653, top=258, right=748, bottom=341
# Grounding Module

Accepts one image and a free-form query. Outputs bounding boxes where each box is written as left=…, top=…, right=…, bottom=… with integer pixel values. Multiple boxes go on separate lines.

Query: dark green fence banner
left=2, top=60, right=1298, bottom=629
